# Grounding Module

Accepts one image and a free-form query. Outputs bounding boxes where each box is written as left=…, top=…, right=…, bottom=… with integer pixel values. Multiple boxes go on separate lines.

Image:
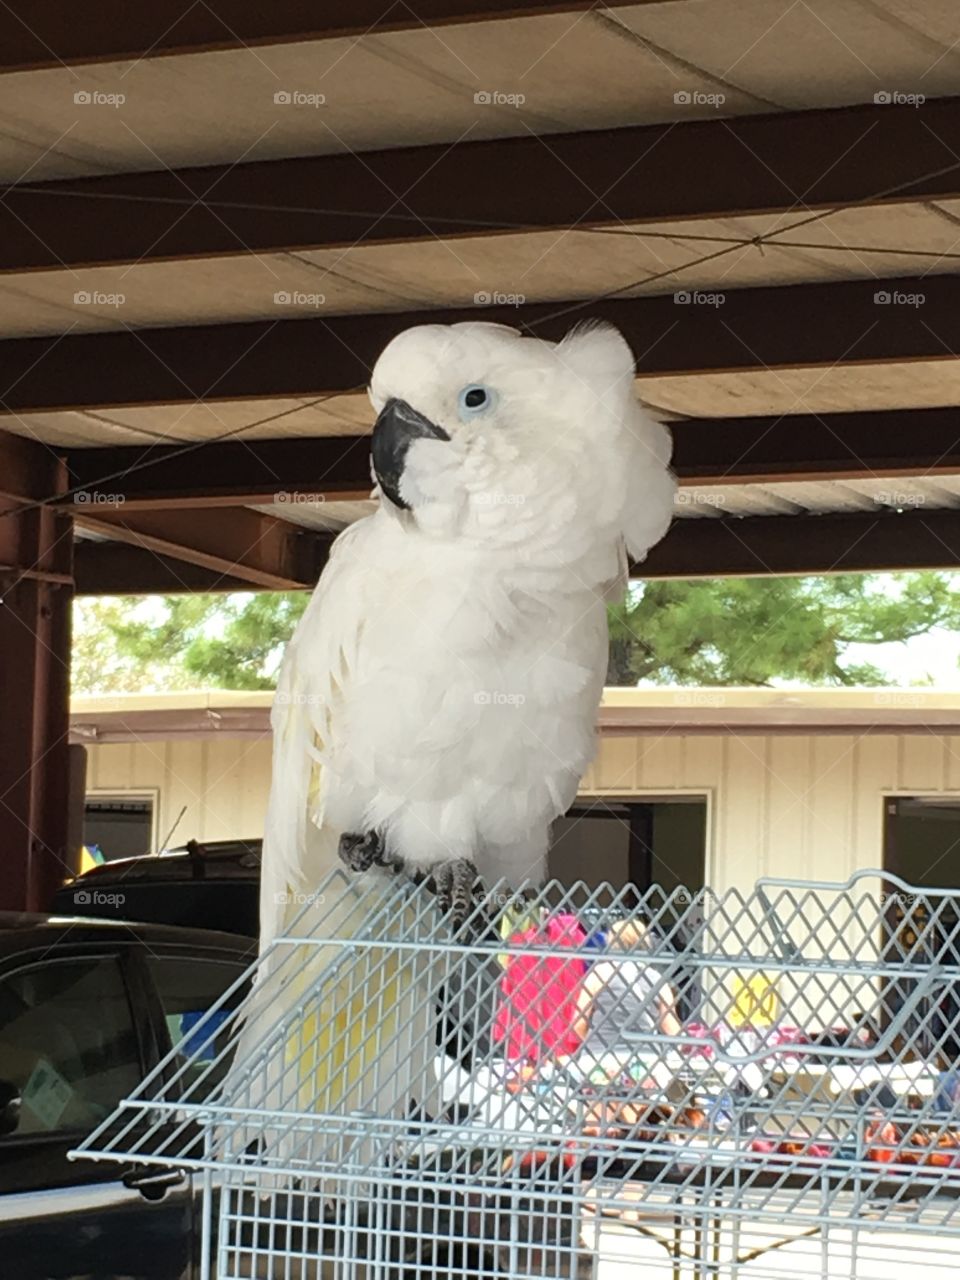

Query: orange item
left=866, top=1119, right=901, bottom=1164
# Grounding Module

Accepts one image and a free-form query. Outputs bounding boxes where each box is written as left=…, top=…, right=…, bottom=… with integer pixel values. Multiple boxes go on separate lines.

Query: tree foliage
left=72, top=571, right=960, bottom=694
left=72, top=593, right=308, bottom=692
left=72, top=598, right=201, bottom=693
left=607, top=573, right=960, bottom=686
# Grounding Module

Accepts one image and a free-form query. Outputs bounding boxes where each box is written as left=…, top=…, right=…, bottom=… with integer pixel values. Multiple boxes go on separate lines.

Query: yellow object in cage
left=728, top=971, right=780, bottom=1027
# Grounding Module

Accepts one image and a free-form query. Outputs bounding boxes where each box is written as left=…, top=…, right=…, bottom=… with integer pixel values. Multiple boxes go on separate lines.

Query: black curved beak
left=372, top=398, right=451, bottom=510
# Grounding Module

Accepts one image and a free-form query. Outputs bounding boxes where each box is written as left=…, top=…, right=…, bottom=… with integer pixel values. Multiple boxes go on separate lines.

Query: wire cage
left=75, top=866, right=960, bottom=1280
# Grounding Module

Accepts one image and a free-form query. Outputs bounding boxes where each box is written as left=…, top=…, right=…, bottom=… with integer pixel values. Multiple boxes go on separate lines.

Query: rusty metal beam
left=1, top=273, right=956, bottom=413
left=65, top=436, right=372, bottom=511
left=4, top=97, right=960, bottom=271
left=73, top=541, right=261, bottom=594
left=60, top=406, right=960, bottom=510
left=637, top=508, right=960, bottom=579
left=73, top=506, right=331, bottom=590
left=0, top=2, right=682, bottom=73
left=72, top=496, right=960, bottom=588
left=670, top=407, right=960, bottom=485
left=0, top=430, right=75, bottom=909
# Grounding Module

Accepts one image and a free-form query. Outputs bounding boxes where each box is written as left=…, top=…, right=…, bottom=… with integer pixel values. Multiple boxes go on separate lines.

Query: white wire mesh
left=74, top=867, right=960, bottom=1279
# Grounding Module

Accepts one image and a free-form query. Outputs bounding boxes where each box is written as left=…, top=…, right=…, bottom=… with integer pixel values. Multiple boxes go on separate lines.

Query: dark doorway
left=84, top=796, right=154, bottom=861
left=883, top=796, right=960, bottom=1058
left=884, top=796, right=960, bottom=889
left=548, top=796, right=707, bottom=895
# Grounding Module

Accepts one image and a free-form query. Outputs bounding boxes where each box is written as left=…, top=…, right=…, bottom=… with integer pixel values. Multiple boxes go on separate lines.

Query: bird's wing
left=234, top=515, right=443, bottom=1159
left=258, top=517, right=374, bottom=950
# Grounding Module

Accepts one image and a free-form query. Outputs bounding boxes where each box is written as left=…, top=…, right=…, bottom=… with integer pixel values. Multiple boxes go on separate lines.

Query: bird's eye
left=457, top=384, right=496, bottom=419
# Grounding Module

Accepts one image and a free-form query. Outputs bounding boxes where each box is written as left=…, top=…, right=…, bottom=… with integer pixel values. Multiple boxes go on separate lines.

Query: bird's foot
left=428, top=858, right=481, bottom=929
left=338, top=829, right=399, bottom=873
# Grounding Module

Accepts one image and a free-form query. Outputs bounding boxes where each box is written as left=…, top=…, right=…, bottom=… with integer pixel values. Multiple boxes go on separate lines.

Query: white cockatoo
left=229, top=321, right=674, bottom=1142
left=262, top=319, right=674, bottom=931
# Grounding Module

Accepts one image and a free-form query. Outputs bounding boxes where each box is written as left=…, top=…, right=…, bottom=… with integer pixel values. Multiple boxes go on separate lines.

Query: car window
left=0, top=955, right=140, bottom=1137
left=146, top=955, right=250, bottom=1099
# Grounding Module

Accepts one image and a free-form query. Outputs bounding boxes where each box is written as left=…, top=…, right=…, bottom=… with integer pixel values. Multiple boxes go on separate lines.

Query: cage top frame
left=62, top=869, right=960, bottom=1236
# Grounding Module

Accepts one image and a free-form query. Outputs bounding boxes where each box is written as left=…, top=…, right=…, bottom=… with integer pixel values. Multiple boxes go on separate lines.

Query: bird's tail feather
left=223, top=869, right=444, bottom=1178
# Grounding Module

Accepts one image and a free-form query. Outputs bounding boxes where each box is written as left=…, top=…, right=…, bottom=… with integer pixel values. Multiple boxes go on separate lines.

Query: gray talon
left=430, top=858, right=481, bottom=927
left=338, top=830, right=386, bottom=872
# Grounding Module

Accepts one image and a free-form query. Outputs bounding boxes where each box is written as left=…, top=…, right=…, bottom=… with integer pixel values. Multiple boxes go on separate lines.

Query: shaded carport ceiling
left=6, top=0, right=960, bottom=908
left=5, top=0, right=960, bottom=594
left=0, top=2, right=692, bottom=71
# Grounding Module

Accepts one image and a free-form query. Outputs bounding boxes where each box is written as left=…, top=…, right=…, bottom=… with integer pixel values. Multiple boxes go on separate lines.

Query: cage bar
left=73, top=867, right=960, bottom=1278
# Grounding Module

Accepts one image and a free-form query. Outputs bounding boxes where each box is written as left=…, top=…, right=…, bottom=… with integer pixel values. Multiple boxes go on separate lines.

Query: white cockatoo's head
left=368, top=320, right=675, bottom=582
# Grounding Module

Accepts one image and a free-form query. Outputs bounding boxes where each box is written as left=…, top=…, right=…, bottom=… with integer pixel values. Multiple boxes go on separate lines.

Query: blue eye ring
left=457, top=383, right=496, bottom=420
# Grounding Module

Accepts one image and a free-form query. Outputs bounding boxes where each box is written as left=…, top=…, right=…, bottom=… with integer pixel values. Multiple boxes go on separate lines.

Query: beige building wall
left=87, top=735, right=274, bottom=851
left=579, top=732, right=960, bottom=1031
left=86, top=726, right=960, bottom=893
left=86, top=717, right=960, bottom=1031
left=583, top=732, right=960, bottom=891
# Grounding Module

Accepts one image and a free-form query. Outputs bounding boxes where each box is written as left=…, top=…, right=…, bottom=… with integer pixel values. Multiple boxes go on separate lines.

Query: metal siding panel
left=715, top=737, right=767, bottom=893
left=579, top=759, right=597, bottom=793
left=592, top=732, right=638, bottom=792
left=86, top=741, right=101, bottom=790
left=162, top=739, right=207, bottom=843
left=128, top=739, right=158, bottom=788
left=154, top=740, right=174, bottom=851
left=679, top=735, right=723, bottom=789
left=944, top=736, right=960, bottom=791
left=235, top=736, right=272, bottom=838
left=808, top=736, right=858, bottom=882
left=636, top=733, right=683, bottom=790
left=196, top=738, right=240, bottom=841
left=83, top=728, right=960, bottom=884
left=764, top=736, right=813, bottom=882
left=89, top=742, right=135, bottom=790
left=852, top=735, right=897, bottom=873
left=899, top=734, right=947, bottom=791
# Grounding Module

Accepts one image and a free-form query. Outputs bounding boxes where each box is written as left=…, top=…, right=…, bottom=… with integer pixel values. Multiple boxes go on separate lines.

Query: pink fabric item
left=493, top=914, right=588, bottom=1062
left=682, top=1022, right=719, bottom=1060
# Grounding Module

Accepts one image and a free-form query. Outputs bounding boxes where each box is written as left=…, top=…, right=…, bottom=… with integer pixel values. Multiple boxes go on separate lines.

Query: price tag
left=728, top=973, right=779, bottom=1027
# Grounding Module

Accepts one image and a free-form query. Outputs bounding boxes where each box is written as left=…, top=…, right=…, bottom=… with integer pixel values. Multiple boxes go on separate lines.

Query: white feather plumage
left=235, top=320, right=675, bottom=1136
left=265, top=319, right=674, bottom=909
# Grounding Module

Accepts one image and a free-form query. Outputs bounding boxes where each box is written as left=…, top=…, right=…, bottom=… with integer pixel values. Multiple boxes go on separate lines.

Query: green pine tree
left=72, top=571, right=960, bottom=693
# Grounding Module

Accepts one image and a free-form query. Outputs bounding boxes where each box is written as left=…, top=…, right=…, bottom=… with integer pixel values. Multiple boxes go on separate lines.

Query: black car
left=0, top=913, right=253, bottom=1280
left=52, top=839, right=262, bottom=937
